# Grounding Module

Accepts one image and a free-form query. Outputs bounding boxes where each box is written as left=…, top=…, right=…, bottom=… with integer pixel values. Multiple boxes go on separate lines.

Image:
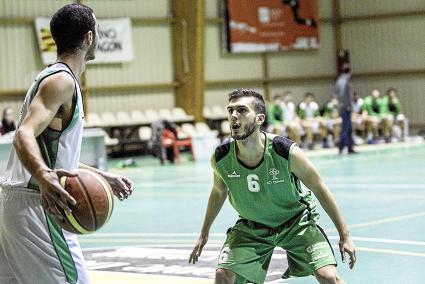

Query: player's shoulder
left=269, top=133, right=295, bottom=160
left=214, top=138, right=233, bottom=163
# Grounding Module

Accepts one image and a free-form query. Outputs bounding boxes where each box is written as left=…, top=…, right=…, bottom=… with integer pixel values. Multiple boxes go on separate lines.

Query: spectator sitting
left=281, top=91, right=302, bottom=145
left=267, top=94, right=285, bottom=136
left=352, top=92, right=366, bottom=143
left=0, top=107, right=17, bottom=136
left=386, top=87, right=407, bottom=141
left=362, top=89, right=393, bottom=143
left=322, top=95, right=342, bottom=147
left=298, top=92, right=328, bottom=150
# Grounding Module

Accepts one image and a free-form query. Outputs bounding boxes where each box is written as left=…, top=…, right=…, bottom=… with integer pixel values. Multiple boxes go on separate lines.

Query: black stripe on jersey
left=215, top=139, right=231, bottom=163
left=272, top=136, right=295, bottom=160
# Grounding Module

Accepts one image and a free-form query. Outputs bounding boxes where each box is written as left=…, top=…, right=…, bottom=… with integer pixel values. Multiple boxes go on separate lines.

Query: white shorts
left=0, top=187, right=89, bottom=284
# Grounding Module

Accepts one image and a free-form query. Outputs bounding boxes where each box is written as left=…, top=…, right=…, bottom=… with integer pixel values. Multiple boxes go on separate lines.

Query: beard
left=231, top=119, right=258, bottom=140
left=85, top=42, right=97, bottom=61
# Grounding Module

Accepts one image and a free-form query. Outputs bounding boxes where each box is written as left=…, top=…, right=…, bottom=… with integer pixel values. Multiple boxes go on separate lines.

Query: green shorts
left=217, top=211, right=336, bottom=284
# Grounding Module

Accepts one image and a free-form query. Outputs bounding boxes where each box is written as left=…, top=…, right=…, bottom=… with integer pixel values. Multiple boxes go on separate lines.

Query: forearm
left=200, top=189, right=227, bottom=235
left=314, top=182, right=350, bottom=238
left=79, top=162, right=104, bottom=175
left=13, top=128, right=50, bottom=179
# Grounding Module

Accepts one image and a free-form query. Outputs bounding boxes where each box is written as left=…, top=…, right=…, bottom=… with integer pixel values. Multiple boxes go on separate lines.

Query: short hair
left=304, top=92, right=315, bottom=99
left=50, top=3, right=96, bottom=55
left=272, top=94, right=281, bottom=101
left=386, top=87, right=397, bottom=95
left=228, top=88, right=266, bottom=115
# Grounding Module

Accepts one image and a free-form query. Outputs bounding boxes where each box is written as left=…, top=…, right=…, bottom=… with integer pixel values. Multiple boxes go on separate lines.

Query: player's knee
left=215, top=269, right=235, bottom=284
left=315, top=266, right=338, bottom=284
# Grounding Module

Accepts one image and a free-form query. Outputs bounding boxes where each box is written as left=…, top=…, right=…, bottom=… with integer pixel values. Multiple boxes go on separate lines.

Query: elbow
left=13, top=127, right=31, bottom=152
left=12, top=128, right=23, bottom=150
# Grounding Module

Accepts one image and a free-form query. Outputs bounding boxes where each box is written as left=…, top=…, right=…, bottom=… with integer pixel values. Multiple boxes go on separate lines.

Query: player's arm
left=290, top=146, right=356, bottom=269
left=78, top=162, right=133, bottom=201
left=189, top=155, right=228, bottom=264
left=13, top=73, right=77, bottom=217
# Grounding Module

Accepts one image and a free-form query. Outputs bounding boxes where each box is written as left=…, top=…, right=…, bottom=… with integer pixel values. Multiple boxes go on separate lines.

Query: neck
left=235, top=130, right=265, bottom=161
left=57, top=52, right=86, bottom=79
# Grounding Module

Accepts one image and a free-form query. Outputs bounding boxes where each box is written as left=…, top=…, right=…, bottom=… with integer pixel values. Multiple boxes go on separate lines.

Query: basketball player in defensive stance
left=190, top=89, right=355, bottom=284
left=0, top=4, right=133, bottom=284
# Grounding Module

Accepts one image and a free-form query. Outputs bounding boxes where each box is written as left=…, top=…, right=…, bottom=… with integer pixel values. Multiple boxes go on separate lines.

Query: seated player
left=298, top=92, right=328, bottom=149
left=282, top=91, right=303, bottom=145
left=386, top=87, right=408, bottom=141
left=362, top=89, right=393, bottom=143
left=190, top=88, right=356, bottom=284
left=351, top=92, right=366, bottom=143
left=322, top=95, right=342, bottom=147
left=267, top=94, right=285, bottom=136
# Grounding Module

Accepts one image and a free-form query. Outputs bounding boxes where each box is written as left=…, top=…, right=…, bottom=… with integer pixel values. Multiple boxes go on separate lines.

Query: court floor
left=80, top=141, right=425, bottom=284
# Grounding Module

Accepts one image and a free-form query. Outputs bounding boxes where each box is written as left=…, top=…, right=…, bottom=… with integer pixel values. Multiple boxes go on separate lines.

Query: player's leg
left=302, top=120, right=314, bottom=149
left=314, top=265, right=346, bottom=284
left=278, top=212, right=339, bottom=280
left=215, top=269, right=236, bottom=284
left=1, top=188, right=88, bottom=284
left=0, top=191, right=18, bottom=284
left=217, top=220, right=275, bottom=284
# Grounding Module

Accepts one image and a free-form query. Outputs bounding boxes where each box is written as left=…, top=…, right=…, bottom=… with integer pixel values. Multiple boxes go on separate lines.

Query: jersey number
left=247, top=174, right=260, bottom=192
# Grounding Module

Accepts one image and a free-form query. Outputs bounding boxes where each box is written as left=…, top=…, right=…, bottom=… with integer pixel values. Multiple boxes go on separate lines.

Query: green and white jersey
left=298, top=101, right=320, bottom=119
left=0, top=63, right=84, bottom=191
left=214, top=133, right=318, bottom=227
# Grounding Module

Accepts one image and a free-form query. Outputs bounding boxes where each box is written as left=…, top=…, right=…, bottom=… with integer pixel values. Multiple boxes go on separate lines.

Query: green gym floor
left=81, top=141, right=425, bottom=284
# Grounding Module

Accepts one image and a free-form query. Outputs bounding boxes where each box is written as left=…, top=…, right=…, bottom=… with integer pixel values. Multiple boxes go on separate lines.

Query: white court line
left=82, top=243, right=425, bottom=258
left=80, top=239, right=224, bottom=244
left=327, top=184, right=425, bottom=189
left=81, top=233, right=225, bottom=237
left=325, top=211, right=425, bottom=232
left=328, top=236, right=425, bottom=246
left=81, top=234, right=425, bottom=247
left=331, top=245, right=425, bottom=258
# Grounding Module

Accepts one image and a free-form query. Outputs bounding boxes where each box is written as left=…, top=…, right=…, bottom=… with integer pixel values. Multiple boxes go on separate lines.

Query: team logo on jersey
left=267, top=168, right=284, bottom=185
left=228, top=171, right=240, bottom=178
left=269, top=168, right=280, bottom=180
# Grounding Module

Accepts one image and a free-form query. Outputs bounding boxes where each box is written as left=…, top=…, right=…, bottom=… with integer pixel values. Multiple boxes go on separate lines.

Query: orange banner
left=224, top=0, right=319, bottom=53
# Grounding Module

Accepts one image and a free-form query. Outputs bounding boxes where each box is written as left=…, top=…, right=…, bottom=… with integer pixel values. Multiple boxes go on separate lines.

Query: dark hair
left=272, top=94, right=281, bottom=101
left=50, top=3, right=95, bottom=55
left=304, top=92, right=315, bottom=99
left=228, top=88, right=266, bottom=115
left=341, top=63, right=351, bottom=73
left=386, top=87, right=397, bottom=95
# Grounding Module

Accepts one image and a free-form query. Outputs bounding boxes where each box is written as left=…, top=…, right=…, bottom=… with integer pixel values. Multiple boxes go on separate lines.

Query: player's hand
left=189, top=234, right=208, bottom=264
left=101, top=172, right=134, bottom=201
left=37, top=168, right=77, bottom=220
left=339, top=236, right=356, bottom=269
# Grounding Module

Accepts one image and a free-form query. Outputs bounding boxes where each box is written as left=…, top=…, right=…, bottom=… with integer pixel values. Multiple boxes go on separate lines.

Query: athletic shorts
left=217, top=211, right=336, bottom=284
left=0, top=187, right=89, bottom=284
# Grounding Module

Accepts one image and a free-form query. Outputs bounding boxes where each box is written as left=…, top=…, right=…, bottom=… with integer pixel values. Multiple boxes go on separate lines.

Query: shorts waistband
left=237, top=210, right=305, bottom=233
left=0, top=186, right=40, bottom=195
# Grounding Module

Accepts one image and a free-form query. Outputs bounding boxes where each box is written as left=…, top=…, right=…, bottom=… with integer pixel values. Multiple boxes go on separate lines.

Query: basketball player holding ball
left=0, top=4, right=133, bottom=284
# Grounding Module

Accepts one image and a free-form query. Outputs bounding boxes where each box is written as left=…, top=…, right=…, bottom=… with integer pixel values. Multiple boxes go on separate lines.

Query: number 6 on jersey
left=247, top=174, right=260, bottom=192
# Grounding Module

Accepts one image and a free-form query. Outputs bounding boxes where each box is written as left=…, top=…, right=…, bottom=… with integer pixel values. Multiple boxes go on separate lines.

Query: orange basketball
left=56, top=169, right=114, bottom=234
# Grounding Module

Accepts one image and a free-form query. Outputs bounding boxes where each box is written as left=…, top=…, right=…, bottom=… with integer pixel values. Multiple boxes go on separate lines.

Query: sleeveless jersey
left=214, top=133, right=318, bottom=227
left=0, top=63, right=84, bottom=191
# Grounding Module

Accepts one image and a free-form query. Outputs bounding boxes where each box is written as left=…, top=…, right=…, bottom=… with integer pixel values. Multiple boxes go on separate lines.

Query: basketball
left=56, top=169, right=114, bottom=234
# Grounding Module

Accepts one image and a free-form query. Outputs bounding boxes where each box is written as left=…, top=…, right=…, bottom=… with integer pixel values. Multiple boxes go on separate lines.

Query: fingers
left=113, top=177, right=133, bottom=201
left=348, top=249, right=356, bottom=269
left=339, top=243, right=346, bottom=263
left=189, top=245, right=199, bottom=264
left=54, top=182, right=77, bottom=206
left=122, top=177, right=134, bottom=192
left=42, top=195, right=64, bottom=222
